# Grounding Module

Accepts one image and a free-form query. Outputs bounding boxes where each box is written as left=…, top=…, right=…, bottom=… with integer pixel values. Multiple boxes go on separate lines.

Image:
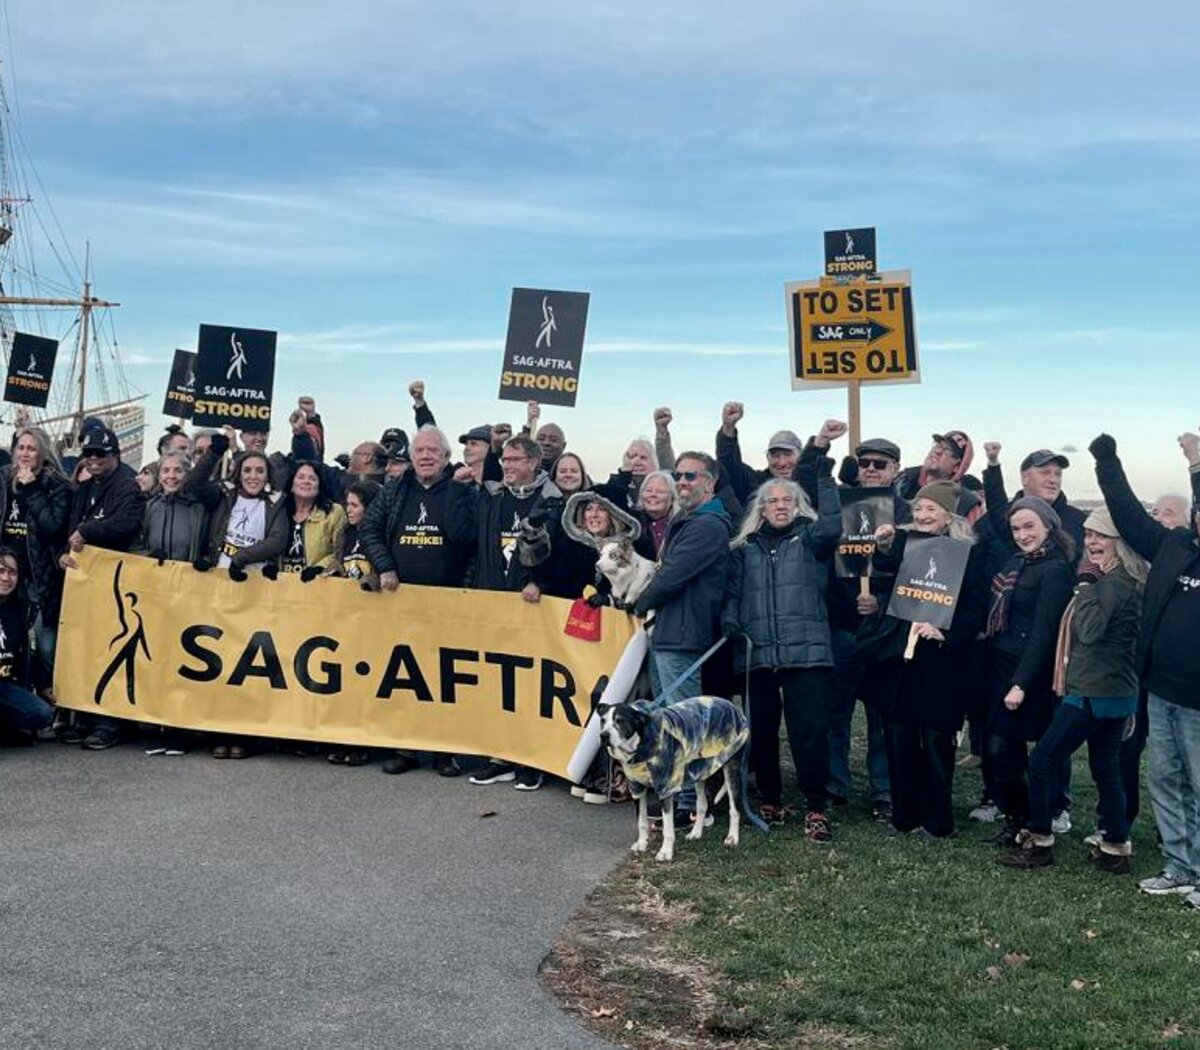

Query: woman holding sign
left=861, top=481, right=989, bottom=839
left=981, top=454, right=1075, bottom=847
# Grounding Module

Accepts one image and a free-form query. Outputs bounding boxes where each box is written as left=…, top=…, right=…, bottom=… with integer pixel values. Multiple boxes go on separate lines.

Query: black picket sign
left=191, top=324, right=277, bottom=429
left=834, top=488, right=895, bottom=578
left=823, top=227, right=877, bottom=276
left=885, top=534, right=973, bottom=631
left=498, top=288, right=589, bottom=408
left=162, top=348, right=197, bottom=419
left=3, top=331, right=59, bottom=408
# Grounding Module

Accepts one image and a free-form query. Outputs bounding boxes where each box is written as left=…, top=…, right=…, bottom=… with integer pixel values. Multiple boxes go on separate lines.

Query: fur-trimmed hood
left=561, top=491, right=643, bottom=550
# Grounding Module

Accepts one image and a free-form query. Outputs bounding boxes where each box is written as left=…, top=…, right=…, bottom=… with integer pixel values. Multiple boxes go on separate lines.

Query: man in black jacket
left=58, top=426, right=145, bottom=750
left=715, top=400, right=804, bottom=505
left=360, top=424, right=474, bottom=777
left=1092, top=433, right=1200, bottom=907
left=454, top=433, right=563, bottom=790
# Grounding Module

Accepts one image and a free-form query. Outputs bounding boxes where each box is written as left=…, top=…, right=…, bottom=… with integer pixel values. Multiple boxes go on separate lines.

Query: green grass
left=626, top=720, right=1200, bottom=1049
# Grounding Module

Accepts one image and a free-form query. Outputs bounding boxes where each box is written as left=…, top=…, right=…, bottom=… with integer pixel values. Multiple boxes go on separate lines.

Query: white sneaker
left=581, top=788, right=610, bottom=805
left=1138, top=872, right=1196, bottom=896
left=1083, top=831, right=1103, bottom=849
left=1051, top=810, right=1072, bottom=835
left=570, top=785, right=586, bottom=798
left=969, top=802, right=1000, bottom=823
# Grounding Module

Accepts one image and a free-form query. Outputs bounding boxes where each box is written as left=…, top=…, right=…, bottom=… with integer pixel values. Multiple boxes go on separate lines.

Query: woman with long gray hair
left=721, top=474, right=840, bottom=837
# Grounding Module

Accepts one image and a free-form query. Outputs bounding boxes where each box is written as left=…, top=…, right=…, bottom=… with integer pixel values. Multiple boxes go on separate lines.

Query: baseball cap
left=1020, top=449, right=1070, bottom=472
left=458, top=424, right=492, bottom=445
left=766, top=429, right=803, bottom=454
left=855, top=438, right=901, bottom=462
left=380, top=427, right=407, bottom=450
left=389, top=439, right=411, bottom=462
left=932, top=431, right=969, bottom=459
left=81, top=426, right=119, bottom=456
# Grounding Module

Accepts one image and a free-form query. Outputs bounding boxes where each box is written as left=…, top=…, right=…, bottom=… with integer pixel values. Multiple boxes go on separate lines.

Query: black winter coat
left=1096, top=451, right=1200, bottom=706
left=858, top=531, right=990, bottom=732
left=981, top=463, right=1086, bottom=564
left=68, top=467, right=145, bottom=553
left=457, top=475, right=563, bottom=592
left=722, top=476, right=840, bottom=673
left=0, top=468, right=70, bottom=621
left=634, top=498, right=731, bottom=651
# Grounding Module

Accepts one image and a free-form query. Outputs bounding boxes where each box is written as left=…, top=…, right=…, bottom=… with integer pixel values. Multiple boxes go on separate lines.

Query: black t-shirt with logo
left=281, top=519, right=307, bottom=573
left=3, top=489, right=31, bottom=580
left=0, top=599, right=26, bottom=684
left=1148, top=549, right=1200, bottom=709
left=496, top=488, right=537, bottom=585
left=390, top=483, right=460, bottom=586
left=341, top=525, right=372, bottom=581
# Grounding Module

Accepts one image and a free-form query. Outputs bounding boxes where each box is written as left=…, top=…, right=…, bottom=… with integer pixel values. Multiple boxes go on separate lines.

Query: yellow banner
left=55, top=549, right=636, bottom=777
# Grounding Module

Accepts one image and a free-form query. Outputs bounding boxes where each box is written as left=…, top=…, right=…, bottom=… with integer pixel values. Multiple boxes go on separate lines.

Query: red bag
left=563, top=598, right=602, bottom=642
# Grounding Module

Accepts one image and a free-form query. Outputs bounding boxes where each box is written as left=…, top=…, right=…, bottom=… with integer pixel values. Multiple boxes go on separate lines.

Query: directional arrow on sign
left=808, top=319, right=894, bottom=344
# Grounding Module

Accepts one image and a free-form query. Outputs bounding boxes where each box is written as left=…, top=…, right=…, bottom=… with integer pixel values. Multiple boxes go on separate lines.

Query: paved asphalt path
left=1, top=742, right=633, bottom=1049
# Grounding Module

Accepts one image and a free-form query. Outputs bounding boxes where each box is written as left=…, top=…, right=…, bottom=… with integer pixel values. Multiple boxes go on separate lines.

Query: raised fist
left=817, top=419, right=848, bottom=448
left=1088, top=434, right=1117, bottom=461
left=983, top=442, right=1002, bottom=466
left=288, top=408, right=307, bottom=434
left=721, top=401, right=744, bottom=433
left=408, top=380, right=425, bottom=403
left=526, top=400, right=541, bottom=424
left=1179, top=432, right=1200, bottom=466
left=452, top=464, right=475, bottom=483
left=653, top=406, right=673, bottom=430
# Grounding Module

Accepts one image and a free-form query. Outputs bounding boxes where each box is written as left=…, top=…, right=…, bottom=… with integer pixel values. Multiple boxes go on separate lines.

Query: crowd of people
left=2, top=382, right=1198, bottom=907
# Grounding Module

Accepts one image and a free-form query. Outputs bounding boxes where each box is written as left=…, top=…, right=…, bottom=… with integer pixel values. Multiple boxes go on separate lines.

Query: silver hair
left=626, top=437, right=656, bottom=463
left=732, top=479, right=816, bottom=548
left=157, top=449, right=194, bottom=473
left=414, top=424, right=452, bottom=458
left=10, top=426, right=65, bottom=485
left=636, top=469, right=679, bottom=514
left=899, top=514, right=977, bottom=543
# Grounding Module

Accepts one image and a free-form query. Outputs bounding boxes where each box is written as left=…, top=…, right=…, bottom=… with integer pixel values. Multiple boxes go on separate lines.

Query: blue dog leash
left=648, top=633, right=769, bottom=835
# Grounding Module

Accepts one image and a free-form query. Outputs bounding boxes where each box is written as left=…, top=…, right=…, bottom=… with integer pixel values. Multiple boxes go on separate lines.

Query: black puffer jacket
left=0, top=468, right=70, bottom=621
left=722, top=476, right=840, bottom=672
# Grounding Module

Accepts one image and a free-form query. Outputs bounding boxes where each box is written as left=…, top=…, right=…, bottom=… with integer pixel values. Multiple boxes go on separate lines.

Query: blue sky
left=5, top=0, right=1197, bottom=497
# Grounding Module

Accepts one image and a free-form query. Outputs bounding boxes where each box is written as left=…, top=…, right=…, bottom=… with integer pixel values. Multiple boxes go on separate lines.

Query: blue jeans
left=827, top=628, right=890, bottom=802
left=1029, top=699, right=1126, bottom=843
left=649, top=647, right=704, bottom=811
left=0, top=680, right=54, bottom=733
left=1148, top=693, right=1200, bottom=882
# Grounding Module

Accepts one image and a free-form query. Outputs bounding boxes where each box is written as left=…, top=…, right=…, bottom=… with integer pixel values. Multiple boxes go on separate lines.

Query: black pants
left=1118, top=688, right=1149, bottom=829
left=748, top=667, right=831, bottom=811
left=885, top=720, right=957, bottom=837
left=985, top=733, right=1030, bottom=826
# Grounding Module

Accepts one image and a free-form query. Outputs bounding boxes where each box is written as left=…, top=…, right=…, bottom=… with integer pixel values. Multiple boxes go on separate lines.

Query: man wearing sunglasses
left=58, top=426, right=146, bottom=750
left=634, top=451, right=733, bottom=820
left=799, top=431, right=910, bottom=819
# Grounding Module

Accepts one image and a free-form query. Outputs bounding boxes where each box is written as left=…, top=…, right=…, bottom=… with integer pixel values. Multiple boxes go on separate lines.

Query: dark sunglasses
left=671, top=469, right=710, bottom=482
left=857, top=457, right=892, bottom=470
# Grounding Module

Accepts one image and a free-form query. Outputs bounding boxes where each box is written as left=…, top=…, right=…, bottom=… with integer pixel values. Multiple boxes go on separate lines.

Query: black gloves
left=838, top=455, right=859, bottom=486
left=585, top=591, right=610, bottom=608
left=1076, top=561, right=1103, bottom=586
left=192, top=557, right=214, bottom=573
left=1089, top=434, right=1117, bottom=461
left=209, top=432, right=230, bottom=457
left=300, top=565, right=324, bottom=583
left=150, top=549, right=168, bottom=567
left=525, top=507, right=548, bottom=529
left=260, top=563, right=279, bottom=581
left=228, top=562, right=248, bottom=582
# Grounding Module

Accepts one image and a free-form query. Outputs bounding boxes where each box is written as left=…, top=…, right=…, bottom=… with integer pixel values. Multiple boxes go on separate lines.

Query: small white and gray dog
left=596, top=539, right=656, bottom=609
left=599, top=696, right=749, bottom=862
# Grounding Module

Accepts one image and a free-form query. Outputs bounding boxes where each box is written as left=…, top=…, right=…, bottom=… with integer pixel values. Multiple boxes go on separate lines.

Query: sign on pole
left=885, top=536, right=972, bottom=631
left=191, top=324, right=277, bottom=429
left=4, top=332, right=58, bottom=407
left=785, top=269, right=918, bottom=389
left=498, top=288, right=590, bottom=408
left=162, top=348, right=197, bottom=419
left=824, top=227, right=876, bottom=276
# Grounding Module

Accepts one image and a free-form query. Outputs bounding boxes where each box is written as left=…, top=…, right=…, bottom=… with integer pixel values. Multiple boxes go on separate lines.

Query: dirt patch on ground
left=539, top=859, right=867, bottom=1050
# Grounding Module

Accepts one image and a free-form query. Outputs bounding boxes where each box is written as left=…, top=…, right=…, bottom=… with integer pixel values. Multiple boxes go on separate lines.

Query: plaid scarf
left=986, top=545, right=1049, bottom=637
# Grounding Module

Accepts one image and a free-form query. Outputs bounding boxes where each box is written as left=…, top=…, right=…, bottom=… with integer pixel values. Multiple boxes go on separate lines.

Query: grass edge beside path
left=541, top=747, right=1200, bottom=1050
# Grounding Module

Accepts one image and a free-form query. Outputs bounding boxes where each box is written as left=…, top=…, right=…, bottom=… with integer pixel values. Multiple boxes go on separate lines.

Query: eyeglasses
left=857, top=457, right=892, bottom=470
left=82, top=451, right=110, bottom=460
left=671, top=470, right=711, bottom=482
